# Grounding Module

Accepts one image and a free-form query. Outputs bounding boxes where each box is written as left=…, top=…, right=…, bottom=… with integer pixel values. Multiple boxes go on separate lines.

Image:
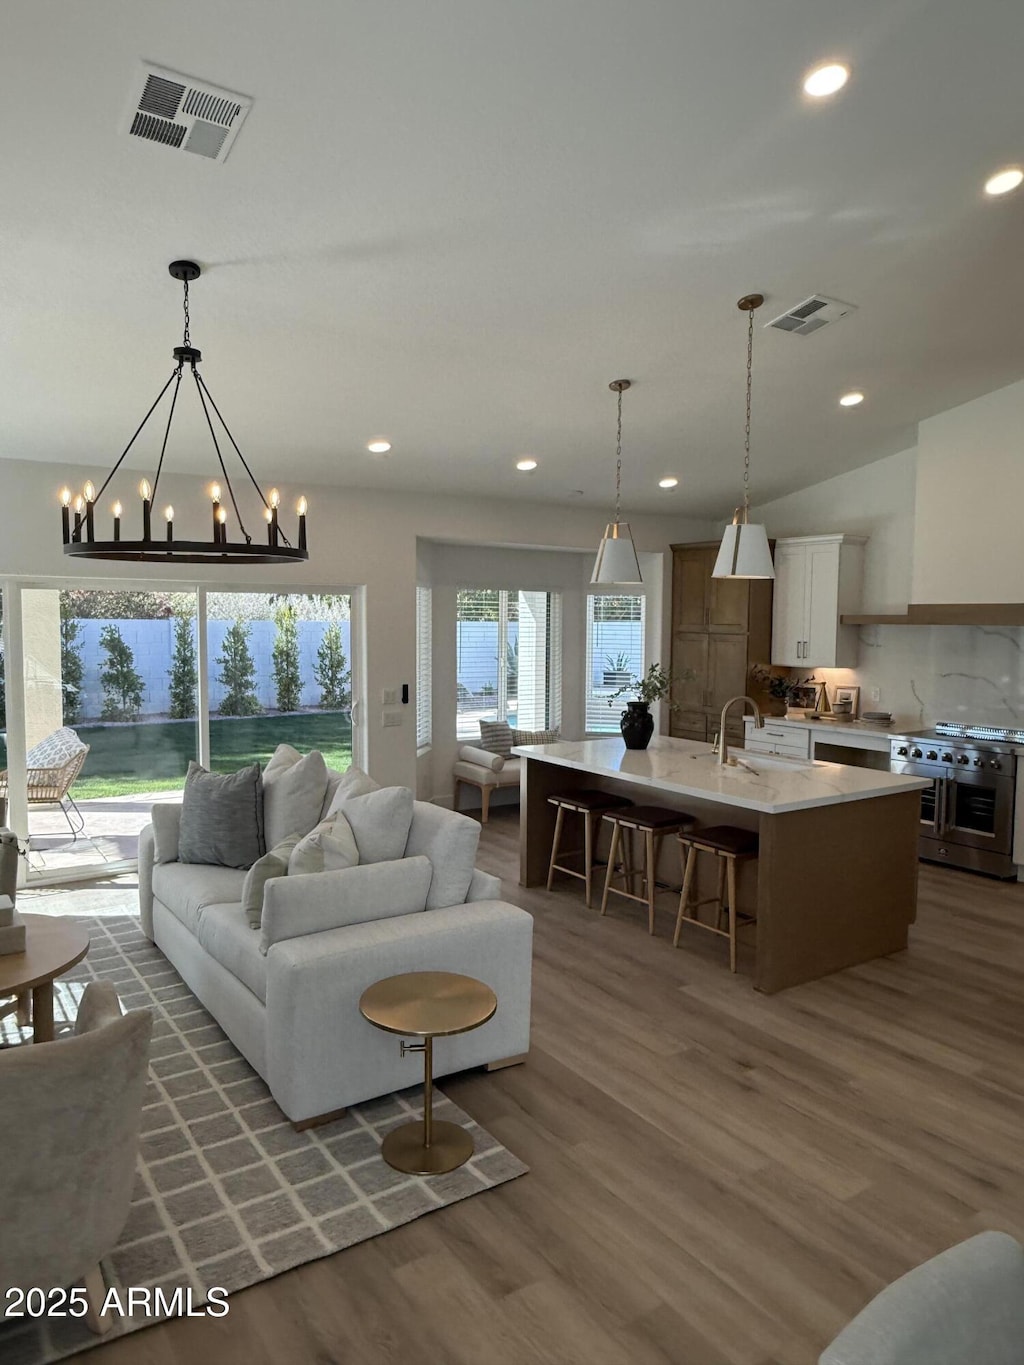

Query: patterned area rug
left=0, top=915, right=527, bottom=1365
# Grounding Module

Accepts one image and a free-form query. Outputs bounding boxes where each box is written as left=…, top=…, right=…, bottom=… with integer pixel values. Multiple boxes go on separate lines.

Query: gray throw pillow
left=478, top=720, right=513, bottom=759
left=178, top=761, right=265, bottom=869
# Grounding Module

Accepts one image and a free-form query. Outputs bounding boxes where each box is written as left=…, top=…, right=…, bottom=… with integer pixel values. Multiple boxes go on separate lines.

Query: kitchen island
left=513, top=736, right=930, bottom=993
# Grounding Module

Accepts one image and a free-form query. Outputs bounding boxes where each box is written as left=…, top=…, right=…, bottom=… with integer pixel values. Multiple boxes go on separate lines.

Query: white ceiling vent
left=765, top=295, right=857, bottom=336
left=122, top=64, right=252, bottom=164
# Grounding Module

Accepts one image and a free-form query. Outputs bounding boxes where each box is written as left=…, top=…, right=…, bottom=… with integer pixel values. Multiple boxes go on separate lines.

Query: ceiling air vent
left=765, top=295, right=857, bottom=336
left=122, top=64, right=252, bottom=164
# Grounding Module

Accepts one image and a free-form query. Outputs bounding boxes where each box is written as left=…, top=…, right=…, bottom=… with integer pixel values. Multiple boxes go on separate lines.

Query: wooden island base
left=520, top=755, right=921, bottom=994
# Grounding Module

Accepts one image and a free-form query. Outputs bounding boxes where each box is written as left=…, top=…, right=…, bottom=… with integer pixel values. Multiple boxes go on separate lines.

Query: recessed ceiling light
left=516, top=458, right=538, bottom=471
left=658, top=477, right=679, bottom=489
left=803, top=62, right=850, bottom=98
left=839, top=391, right=864, bottom=407
left=367, top=439, right=392, bottom=454
left=984, top=167, right=1023, bottom=196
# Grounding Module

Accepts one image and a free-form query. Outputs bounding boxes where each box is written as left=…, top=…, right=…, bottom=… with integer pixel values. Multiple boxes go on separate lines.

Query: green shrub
left=99, top=625, right=144, bottom=722
left=272, top=605, right=302, bottom=712
left=314, top=622, right=350, bottom=709
left=168, top=616, right=198, bottom=719
left=217, top=621, right=262, bottom=717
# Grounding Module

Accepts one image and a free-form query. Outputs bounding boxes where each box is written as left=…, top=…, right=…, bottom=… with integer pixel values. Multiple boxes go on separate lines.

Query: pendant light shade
left=591, top=379, right=642, bottom=585
left=712, top=293, right=774, bottom=581
left=712, top=510, right=775, bottom=579
left=592, top=521, right=643, bottom=584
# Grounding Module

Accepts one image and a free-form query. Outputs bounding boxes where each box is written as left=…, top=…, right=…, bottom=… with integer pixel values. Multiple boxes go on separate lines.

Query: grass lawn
left=1, top=712, right=353, bottom=800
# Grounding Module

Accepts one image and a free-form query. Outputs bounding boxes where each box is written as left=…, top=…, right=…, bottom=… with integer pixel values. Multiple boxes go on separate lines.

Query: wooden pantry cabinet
left=669, top=542, right=773, bottom=745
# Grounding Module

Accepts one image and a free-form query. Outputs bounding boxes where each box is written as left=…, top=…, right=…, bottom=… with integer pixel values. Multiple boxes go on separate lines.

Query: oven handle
left=936, top=776, right=948, bottom=836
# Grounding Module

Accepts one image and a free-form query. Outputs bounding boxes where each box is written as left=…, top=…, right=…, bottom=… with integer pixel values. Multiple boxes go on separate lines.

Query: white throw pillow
left=321, top=765, right=381, bottom=821
left=341, top=786, right=415, bottom=864
left=241, top=834, right=302, bottom=928
left=262, top=746, right=329, bottom=848
left=150, top=801, right=182, bottom=864
left=288, top=809, right=360, bottom=876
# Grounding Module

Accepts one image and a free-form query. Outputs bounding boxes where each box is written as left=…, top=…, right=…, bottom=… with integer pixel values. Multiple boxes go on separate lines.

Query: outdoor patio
left=24, top=790, right=167, bottom=876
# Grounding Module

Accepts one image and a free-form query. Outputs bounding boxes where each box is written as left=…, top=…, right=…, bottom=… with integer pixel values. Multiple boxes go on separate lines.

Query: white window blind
left=456, top=588, right=559, bottom=740
left=415, top=585, right=432, bottom=749
left=585, top=594, right=645, bottom=733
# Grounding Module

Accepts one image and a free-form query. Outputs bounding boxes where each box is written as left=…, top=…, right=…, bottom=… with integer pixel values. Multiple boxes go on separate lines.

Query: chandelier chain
left=742, top=302, right=754, bottom=509
left=182, top=278, right=191, bottom=347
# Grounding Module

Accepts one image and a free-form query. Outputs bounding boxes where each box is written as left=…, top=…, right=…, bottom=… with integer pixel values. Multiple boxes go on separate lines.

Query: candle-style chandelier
left=60, top=261, right=308, bottom=565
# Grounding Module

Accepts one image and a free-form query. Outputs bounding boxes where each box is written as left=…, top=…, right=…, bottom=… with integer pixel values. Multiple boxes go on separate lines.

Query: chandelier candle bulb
left=72, top=495, right=84, bottom=541
left=269, top=488, right=280, bottom=547
left=297, top=496, right=308, bottom=552
left=59, top=487, right=71, bottom=543
left=139, top=479, right=152, bottom=542
left=264, top=507, right=273, bottom=545
left=210, top=484, right=222, bottom=541
left=165, top=506, right=174, bottom=542
left=82, top=481, right=96, bottom=540
left=217, top=506, right=227, bottom=545
left=112, top=501, right=122, bottom=542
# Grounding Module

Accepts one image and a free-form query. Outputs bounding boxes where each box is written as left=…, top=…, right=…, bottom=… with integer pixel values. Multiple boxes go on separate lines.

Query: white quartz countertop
left=750, top=716, right=911, bottom=741
left=511, top=736, right=930, bottom=815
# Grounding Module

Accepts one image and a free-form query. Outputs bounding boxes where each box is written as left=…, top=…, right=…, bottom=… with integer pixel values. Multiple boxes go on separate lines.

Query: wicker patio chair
left=0, top=727, right=90, bottom=840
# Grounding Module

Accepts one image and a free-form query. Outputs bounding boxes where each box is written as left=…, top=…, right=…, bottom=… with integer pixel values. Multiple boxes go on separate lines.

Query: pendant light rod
left=609, top=378, right=629, bottom=523
left=591, top=378, right=642, bottom=585
left=712, top=291, right=774, bottom=580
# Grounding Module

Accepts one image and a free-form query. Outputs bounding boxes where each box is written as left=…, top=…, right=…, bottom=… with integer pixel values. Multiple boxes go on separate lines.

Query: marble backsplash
left=813, top=626, right=1024, bottom=732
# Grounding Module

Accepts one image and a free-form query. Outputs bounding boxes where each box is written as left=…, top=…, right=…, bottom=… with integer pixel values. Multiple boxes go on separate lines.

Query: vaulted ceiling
left=4, top=0, right=1023, bottom=515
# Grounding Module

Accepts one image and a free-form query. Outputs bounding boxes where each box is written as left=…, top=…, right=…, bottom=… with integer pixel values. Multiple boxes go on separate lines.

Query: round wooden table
left=0, top=914, right=90, bottom=1043
left=359, top=971, right=497, bottom=1175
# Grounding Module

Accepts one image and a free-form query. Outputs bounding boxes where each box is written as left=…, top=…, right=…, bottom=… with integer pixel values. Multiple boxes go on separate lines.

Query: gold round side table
left=359, top=971, right=497, bottom=1175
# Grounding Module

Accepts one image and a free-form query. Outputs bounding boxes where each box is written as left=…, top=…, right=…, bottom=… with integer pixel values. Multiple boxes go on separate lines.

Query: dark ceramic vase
left=620, top=701, right=654, bottom=750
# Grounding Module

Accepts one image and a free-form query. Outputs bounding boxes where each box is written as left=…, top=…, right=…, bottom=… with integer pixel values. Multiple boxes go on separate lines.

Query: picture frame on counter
left=789, top=682, right=825, bottom=712
left=832, top=684, right=861, bottom=718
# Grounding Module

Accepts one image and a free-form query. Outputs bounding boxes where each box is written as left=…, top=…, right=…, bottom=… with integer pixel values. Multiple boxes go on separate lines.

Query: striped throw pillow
left=511, top=727, right=560, bottom=746
left=478, top=720, right=514, bottom=759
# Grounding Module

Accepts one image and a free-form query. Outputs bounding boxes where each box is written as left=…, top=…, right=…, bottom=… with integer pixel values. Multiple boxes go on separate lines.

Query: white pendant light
left=712, top=294, right=775, bottom=580
left=592, top=379, right=642, bottom=584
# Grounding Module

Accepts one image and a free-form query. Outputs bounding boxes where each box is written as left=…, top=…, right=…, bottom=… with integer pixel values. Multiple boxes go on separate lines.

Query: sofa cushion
left=453, top=756, right=521, bottom=789
left=262, top=746, right=329, bottom=848
left=152, top=863, right=249, bottom=936
left=178, top=761, right=265, bottom=869
left=289, top=809, right=360, bottom=876
left=405, top=802, right=481, bottom=909
left=197, top=903, right=268, bottom=1003
left=241, top=835, right=302, bottom=929
left=341, top=787, right=414, bottom=864
left=321, top=765, right=381, bottom=821
left=150, top=801, right=182, bottom=864
left=478, top=720, right=513, bottom=759
left=260, top=855, right=432, bottom=953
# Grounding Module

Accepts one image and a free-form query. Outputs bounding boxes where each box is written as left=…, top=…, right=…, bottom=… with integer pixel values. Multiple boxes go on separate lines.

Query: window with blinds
left=585, top=594, right=645, bottom=733
left=456, top=589, right=560, bottom=740
left=415, top=585, right=432, bottom=750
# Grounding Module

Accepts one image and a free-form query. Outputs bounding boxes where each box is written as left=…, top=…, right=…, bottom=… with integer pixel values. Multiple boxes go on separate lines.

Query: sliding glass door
left=1, top=582, right=359, bottom=886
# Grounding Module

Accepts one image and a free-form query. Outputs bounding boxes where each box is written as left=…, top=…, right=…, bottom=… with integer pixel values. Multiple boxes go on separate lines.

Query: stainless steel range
left=891, top=721, right=1021, bottom=879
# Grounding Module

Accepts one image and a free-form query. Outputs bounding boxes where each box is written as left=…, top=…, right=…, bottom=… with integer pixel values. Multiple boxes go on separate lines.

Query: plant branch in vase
left=607, top=663, right=691, bottom=750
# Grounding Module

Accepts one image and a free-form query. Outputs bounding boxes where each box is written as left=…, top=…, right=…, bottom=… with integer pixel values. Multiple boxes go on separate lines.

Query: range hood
left=842, top=603, right=1024, bottom=627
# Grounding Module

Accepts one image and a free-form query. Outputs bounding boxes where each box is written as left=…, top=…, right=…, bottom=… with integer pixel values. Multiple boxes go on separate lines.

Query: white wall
left=0, top=456, right=712, bottom=790
left=913, top=378, right=1024, bottom=604
left=753, top=447, right=916, bottom=614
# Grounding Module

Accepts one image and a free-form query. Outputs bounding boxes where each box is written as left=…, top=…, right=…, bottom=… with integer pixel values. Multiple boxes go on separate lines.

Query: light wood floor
left=74, top=811, right=1024, bottom=1364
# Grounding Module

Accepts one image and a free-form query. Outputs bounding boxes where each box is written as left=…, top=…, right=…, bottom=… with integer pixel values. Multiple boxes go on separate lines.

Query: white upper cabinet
left=770, top=535, right=866, bottom=667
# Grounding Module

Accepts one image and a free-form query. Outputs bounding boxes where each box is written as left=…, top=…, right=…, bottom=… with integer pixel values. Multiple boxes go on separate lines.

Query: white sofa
left=138, top=795, right=533, bottom=1125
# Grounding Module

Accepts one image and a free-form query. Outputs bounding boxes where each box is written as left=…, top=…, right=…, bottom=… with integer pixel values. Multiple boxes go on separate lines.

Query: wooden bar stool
left=674, top=826, right=759, bottom=972
left=547, top=790, right=632, bottom=907
left=600, top=806, right=694, bottom=934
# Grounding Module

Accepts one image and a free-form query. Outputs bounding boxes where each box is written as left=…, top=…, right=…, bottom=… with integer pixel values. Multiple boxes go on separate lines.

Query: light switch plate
left=382, top=688, right=398, bottom=705
left=382, top=711, right=402, bottom=727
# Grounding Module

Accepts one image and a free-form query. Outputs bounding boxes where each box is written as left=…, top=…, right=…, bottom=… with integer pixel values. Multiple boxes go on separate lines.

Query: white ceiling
left=4, top=0, right=1023, bottom=517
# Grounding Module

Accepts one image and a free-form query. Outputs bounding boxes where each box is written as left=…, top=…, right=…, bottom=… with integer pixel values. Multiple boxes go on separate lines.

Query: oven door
left=891, top=758, right=944, bottom=833
left=941, top=768, right=1014, bottom=855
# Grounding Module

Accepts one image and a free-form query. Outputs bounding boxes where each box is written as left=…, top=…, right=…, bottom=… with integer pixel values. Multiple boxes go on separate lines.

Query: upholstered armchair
left=819, top=1231, right=1024, bottom=1364
left=0, top=981, right=153, bottom=1333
